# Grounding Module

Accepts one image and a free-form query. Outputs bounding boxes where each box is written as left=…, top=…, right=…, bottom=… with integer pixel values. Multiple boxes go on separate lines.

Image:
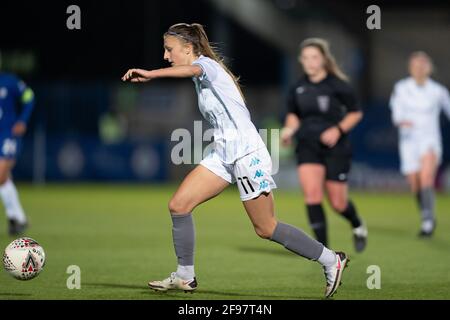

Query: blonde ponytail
left=164, top=23, right=245, bottom=101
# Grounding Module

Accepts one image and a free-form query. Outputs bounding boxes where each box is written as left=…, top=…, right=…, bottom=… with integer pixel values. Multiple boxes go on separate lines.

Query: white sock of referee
left=0, top=179, right=27, bottom=224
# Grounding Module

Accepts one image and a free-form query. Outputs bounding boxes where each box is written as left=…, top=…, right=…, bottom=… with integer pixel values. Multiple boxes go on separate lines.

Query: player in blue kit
left=0, top=70, right=35, bottom=236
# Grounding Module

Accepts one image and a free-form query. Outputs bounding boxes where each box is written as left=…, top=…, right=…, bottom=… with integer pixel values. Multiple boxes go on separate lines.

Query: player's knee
left=304, top=190, right=323, bottom=204
left=168, top=197, right=193, bottom=215
left=254, top=227, right=272, bottom=239
left=419, top=175, right=434, bottom=189
left=330, top=197, right=347, bottom=212
left=254, top=221, right=277, bottom=240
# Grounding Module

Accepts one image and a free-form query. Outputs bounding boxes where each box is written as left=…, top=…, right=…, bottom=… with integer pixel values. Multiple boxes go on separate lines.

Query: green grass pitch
left=0, top=183, right=449, bottom=300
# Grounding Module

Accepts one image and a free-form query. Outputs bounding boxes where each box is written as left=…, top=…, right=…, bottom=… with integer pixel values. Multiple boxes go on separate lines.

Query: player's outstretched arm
left=122, top=65, right=203, bottom=82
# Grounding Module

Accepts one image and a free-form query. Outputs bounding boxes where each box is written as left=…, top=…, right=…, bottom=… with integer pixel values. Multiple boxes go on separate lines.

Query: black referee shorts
left=295, top=137, right=352, bottom=182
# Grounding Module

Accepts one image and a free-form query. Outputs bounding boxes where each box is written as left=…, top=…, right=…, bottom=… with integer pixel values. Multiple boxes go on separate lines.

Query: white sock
left=422, top=220, right=434, bottom=232
left=176, top=265, right=195, bottom=280
left=317, top=247, right=337, bottom=267
left=0, top=179, right=27, bottom=224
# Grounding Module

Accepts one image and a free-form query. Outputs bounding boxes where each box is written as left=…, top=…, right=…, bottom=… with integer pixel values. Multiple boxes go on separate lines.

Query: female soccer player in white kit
left=390, top=51, right=450, bottom=237
left=122, top=23, right=349, bottom=298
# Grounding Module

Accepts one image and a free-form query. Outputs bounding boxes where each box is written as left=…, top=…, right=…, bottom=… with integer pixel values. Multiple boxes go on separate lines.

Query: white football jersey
left=192, top=55, right=265, bottom=163
left=390, top=77, right=450, bottom=140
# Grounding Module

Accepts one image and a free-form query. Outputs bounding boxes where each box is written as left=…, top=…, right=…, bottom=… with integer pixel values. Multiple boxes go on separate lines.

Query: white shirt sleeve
left=439, top=86, right=450, bottom=121
left=193, top=57, right=218, bottom=82
left=389, top=82, right=406, bottom=126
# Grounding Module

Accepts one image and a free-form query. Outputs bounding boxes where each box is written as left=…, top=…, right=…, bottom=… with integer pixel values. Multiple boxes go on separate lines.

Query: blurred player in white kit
left=390, top=51, right=450, bottom=237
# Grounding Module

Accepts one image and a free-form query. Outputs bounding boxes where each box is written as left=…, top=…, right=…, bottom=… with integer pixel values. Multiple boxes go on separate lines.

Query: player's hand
left=121, top=69, right=152, bottom=82
left=12, top=122, right=27, bottom=137
left=398, top=121, right=413, bottom=128
left=281, top=127, right=295, bottom=147
left=320, top=126, right=341, bottom=148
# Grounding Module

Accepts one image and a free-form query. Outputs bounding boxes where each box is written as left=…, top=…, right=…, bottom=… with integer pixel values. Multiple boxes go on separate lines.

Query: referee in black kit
left=281, top=38, right=367, bottom=252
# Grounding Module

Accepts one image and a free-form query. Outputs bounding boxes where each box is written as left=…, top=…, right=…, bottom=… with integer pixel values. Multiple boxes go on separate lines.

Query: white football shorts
left=200, top=147, right=277, bottom=201
left=399, top=133, right=442, bottom=175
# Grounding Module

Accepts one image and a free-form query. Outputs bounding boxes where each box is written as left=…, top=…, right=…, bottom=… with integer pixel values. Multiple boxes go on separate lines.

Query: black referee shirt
left=287, top=74, right=360, bottom=141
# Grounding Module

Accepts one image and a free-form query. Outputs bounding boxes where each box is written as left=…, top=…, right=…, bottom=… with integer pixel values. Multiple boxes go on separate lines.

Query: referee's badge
left=317, top=95, right=330, bottom=113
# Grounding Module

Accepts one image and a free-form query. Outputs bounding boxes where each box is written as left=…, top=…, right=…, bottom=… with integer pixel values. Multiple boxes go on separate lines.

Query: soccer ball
left=2, top=238, right=46, bottom=280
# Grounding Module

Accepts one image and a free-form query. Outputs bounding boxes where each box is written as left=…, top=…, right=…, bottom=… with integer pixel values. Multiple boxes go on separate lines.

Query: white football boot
left=353, top=224, right=368, bottom=253
left=323, top=251, right=349, bottom=299
left=418, top=220, right=436, bottom=238
left=148, top=272, right=198, bottom=293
